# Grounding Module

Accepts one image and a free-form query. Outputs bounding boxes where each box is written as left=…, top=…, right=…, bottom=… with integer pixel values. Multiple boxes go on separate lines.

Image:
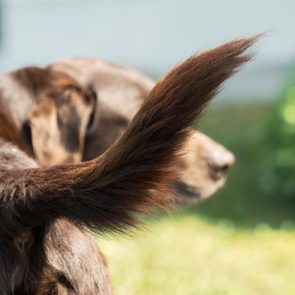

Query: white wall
left=1, top=0, right=295, bottom=100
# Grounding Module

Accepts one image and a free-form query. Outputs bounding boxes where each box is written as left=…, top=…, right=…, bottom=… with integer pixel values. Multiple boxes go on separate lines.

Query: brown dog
left=0, top=37, right=256, bottom=294
left=48, top=56, right=236, bottom=204
left=2, top=61, right=233, bottom=205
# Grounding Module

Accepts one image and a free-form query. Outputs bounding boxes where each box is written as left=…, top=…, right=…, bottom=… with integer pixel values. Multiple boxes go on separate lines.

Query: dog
left=1, top=60, right=235, bottom=206
left=0, top=37, right=256, bottom=294
left=46, top=54, right=237, bottom=204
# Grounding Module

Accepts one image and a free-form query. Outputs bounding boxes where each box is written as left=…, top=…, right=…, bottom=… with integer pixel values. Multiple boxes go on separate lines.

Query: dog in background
left=0, top=38, right=256, bottom=294
left=49, top=57, right=235, bottom=204
left=1, top=59, right=235, bottom=206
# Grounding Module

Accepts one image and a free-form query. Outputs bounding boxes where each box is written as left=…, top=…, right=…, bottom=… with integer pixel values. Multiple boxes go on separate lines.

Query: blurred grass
left=99, top=215, right=295, bottom=295
left=98, top=102, right=295, bottom=294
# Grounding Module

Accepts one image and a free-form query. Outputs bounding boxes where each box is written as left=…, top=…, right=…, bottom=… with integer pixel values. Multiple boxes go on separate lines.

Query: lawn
left=98, top=103, right=295, bottom=295
left=100, top=215, right=295, bottom=295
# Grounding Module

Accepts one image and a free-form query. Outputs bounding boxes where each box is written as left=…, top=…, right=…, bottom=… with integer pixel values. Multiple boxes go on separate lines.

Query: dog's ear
left=28, top=86, right=98, bottom=165
left=27, top=99, right=60, bottom=165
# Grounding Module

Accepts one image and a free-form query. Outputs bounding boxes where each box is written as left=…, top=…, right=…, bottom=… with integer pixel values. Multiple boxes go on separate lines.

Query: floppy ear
left=27, top=99, right=58, bottom=165
left=28, top=98, right=85, bottom=165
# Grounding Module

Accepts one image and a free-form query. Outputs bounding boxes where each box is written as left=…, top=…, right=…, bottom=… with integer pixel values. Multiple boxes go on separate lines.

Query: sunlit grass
left=99, top=215, right=295, bottom=295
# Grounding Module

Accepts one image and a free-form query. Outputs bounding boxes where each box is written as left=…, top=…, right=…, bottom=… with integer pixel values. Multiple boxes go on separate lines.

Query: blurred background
left=1, top=1, right=295, bottom=294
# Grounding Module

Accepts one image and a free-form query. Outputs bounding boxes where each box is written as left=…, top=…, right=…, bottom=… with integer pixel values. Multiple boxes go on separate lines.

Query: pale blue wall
left=1, top=0, right=295, bottom=100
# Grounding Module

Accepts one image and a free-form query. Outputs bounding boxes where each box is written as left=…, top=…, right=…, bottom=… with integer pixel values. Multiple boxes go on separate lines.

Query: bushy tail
left=0, top=37, right=258, bottom=233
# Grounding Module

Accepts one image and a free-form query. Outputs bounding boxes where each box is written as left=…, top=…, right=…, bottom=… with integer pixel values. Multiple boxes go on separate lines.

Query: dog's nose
left=207, top=148, right=235, bottom=180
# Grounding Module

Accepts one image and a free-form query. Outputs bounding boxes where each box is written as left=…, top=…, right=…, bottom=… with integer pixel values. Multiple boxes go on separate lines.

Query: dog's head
left=27, top=83, right=96, bottom=165
left=46, top=58, right=236, bottom=204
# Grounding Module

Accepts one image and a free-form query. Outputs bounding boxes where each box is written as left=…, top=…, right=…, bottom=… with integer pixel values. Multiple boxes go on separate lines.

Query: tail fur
left=0, top=37, right=258, bottom=233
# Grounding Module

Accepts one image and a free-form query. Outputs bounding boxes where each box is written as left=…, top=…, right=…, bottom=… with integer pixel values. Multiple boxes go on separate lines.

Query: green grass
left=99, top=215, right=295, bottom=295
left=97, top=103, right=295, bottom=294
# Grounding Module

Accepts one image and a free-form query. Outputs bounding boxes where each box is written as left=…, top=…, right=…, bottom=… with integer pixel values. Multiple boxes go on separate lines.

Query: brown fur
left=0, top=37, right=256, bottom=294
left=2, top=54, right=235, bottom=204
left=0, top=66, right=96, bottom=166
left=0, top=112, right=31, bottom=155
left=49, top=56, right=237, bottom=204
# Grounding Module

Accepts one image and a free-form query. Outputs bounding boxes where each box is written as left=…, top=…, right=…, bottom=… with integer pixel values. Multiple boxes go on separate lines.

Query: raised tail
left=0, top=37, right=258, bottom=233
